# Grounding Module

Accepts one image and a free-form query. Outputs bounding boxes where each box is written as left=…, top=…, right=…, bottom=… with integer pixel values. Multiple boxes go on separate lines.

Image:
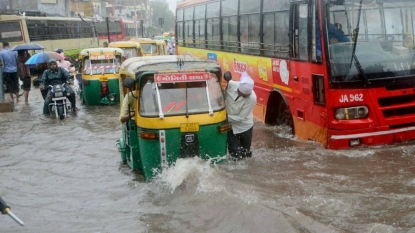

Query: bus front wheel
left=276, top=101, right=295, bottom=134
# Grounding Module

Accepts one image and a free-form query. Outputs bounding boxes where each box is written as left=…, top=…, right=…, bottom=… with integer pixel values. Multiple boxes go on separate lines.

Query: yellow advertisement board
left=178, top=47, right=271, bottom=85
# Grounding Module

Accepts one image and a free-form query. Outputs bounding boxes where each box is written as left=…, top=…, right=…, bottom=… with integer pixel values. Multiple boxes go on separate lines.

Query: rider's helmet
left=48, top=59, right=57, bottom=68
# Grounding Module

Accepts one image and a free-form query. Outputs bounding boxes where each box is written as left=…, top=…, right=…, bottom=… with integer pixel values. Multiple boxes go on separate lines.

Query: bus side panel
left=288, top=60, right=328, bottom=146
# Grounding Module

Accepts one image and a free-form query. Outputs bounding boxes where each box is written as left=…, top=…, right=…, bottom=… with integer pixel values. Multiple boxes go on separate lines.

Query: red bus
left=176, top=0, right=415, bottom=149
left=96, top=19, right=136, bottom=42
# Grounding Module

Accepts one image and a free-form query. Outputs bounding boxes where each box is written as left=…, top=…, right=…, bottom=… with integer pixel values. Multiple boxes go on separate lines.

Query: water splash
left=153, top=157, right=226, bottom=194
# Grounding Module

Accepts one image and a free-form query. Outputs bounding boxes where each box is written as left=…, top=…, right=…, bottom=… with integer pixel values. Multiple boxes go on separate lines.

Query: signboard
left=155, top=72, right=210, bottom=83
left=89, top=55, right=115, bottom=60
left=1, top=31, right=22, bottom=39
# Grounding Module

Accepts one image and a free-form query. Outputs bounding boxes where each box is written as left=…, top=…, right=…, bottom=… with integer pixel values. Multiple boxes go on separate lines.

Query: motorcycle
left=48, top=83, right=72, bottom=120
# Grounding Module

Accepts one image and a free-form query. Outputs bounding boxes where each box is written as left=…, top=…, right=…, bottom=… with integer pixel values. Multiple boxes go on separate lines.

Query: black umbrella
left=12, top=43, right=45, bottom=51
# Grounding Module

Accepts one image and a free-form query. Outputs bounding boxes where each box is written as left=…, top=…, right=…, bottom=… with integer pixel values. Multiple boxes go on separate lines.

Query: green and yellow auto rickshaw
left=129, top=38, right=167, bottom=56
left=78, top=48, right=125, bottom=105
left=117, top=55, right=231, bottom=180
left=108, top=41, right=143, bottom=59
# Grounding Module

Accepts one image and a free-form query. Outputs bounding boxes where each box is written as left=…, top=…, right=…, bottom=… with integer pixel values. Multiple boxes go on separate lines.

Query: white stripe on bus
left=330, top=126, right=415, bottom=140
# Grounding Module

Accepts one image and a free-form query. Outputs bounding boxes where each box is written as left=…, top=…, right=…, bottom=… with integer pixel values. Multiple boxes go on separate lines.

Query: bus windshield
left=83, top=58, right=121, bottom=74
left=139, top=74, right=225, bottom=117
left=326, top=0, right=415, bottom=82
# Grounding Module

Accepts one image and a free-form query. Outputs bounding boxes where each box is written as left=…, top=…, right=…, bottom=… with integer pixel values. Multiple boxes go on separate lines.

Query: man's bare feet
left=25, top=102, right=29, bottom=106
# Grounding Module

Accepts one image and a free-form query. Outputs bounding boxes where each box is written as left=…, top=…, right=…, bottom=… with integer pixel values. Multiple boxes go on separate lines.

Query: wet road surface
left=1, top=89, right=415, bottom=233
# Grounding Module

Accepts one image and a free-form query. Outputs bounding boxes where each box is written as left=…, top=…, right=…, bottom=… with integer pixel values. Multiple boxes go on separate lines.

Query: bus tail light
left=101, top=82, right=109, bottom=95
left=140, top=131, right=158, bottom=140
left=335, top=106, right=368, bottom=120
left=217, top=122, right=232, bottom=133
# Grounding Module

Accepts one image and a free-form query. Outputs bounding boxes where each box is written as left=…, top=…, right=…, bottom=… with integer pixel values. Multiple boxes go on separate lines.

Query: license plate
left=52, top=97, right=67, bottom=101
left=99, top=77, right=108, bottom=82
left=180, top=123, right=199, bottom=132
left=54, top=92, right=63, bottom=97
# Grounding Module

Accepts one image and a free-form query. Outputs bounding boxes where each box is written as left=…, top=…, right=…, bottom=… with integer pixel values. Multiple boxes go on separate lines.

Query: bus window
left=292, top=4, right=309, bottom=60
left=240, top=14, right=261, bottom=55
left=206, top=2, right=220, bottom=50
left=0, top=22, right=23, bottom=42
left=222, top=16, right=238, bottom=52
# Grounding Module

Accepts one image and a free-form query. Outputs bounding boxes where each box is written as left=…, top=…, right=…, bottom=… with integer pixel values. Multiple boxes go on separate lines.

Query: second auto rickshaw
left=129, top=38, right=167, bottom=56
left=108, top=41, right=143, bottom=59
left=78, top=48, right=125, bottom=105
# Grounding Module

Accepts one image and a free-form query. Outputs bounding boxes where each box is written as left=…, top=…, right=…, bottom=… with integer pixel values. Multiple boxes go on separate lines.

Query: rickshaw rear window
left=121, top=48, right=137, bottom=59
left=140, top=73, right=225, bottom=116
left=141, top=44, right=157, bottom=54
left=83, top=58, right=121, bottom=74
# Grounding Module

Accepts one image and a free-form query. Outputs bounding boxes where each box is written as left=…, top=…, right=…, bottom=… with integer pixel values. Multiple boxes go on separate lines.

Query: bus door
left=289, top=0, right=328, bottom=144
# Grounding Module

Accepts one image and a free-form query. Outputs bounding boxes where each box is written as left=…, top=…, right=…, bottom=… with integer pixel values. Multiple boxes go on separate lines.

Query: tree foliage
left=149, top=1, right=175, bottom=36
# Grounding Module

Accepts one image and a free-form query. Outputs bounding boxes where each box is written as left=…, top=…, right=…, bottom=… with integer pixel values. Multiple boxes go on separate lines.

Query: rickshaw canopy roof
left=119, top=55, right=222, bottom=77
left=108, top=41, right=141, bottom=48
left=129, top=38, right=165, bottom=45
left=79, top=48, right=125, bottom=57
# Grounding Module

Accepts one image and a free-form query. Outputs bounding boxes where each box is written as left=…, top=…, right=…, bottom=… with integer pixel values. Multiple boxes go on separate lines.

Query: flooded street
left=1, top=89, right=415, bottom=233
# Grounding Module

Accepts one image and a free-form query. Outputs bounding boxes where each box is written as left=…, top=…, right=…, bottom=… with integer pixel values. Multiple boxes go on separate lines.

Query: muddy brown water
left=1, top=89, right=414, bottom=233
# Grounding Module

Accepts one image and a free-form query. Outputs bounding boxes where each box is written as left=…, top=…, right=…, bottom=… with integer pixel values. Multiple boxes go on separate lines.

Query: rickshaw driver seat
left=119, top=77, right=137, bottom=125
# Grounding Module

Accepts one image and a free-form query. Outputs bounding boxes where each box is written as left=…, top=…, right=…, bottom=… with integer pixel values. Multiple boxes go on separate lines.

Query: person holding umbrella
left=16, top=50, right=32, bottom=106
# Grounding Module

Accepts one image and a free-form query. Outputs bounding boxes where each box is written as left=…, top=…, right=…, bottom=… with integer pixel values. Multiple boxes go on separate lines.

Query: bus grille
left=378, top=94, right=415, bottom=127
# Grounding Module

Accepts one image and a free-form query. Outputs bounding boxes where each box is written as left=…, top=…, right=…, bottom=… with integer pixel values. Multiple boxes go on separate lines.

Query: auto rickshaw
left=117, top=55, right=231, bottom=180
left=108, top=41, right=143, bottom=59
left=129, top=38, right=167, bottom=56
left=78, top=48, right=125, bottom=105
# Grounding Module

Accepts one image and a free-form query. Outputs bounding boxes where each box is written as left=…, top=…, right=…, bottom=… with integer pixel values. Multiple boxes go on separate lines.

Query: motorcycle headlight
left=335, top=106, right=368, bottom=120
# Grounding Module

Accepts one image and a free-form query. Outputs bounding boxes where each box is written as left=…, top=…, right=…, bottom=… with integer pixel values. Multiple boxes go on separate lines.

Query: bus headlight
left=335, top=106, right=368, bottom=120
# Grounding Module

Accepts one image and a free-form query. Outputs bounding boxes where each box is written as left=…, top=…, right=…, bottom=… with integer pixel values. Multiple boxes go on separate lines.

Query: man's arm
left=60, top=68, right=73, bottom=84
left=328, top=24, right=350, bottom=42
left=119, top=94, right=134, bottom=123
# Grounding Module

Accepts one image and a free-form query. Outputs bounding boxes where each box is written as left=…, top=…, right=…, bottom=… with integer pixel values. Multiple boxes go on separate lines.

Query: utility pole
left=134, top=0, right=138, bottom=38
left=159, top=18, right=164, bottom=35
left=106, top=16, right=111, bottom=43
left=140, top=20, right=144, bottom=38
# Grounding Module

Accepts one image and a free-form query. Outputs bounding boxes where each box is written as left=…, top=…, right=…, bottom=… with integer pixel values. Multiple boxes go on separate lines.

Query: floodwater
left=1, top=89, right=415, bottom=233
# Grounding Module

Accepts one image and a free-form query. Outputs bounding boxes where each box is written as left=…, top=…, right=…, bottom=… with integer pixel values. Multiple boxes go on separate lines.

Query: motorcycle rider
left=40, top=59, right=77, bottom=115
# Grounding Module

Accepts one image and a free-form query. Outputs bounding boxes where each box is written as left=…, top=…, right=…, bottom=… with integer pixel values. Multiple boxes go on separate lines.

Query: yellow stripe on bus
left=273, top=84, right=292, bottom=92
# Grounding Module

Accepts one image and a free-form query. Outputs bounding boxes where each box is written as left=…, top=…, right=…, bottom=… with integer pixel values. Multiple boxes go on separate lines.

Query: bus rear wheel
left=276, top=101, right=294, bottom=134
